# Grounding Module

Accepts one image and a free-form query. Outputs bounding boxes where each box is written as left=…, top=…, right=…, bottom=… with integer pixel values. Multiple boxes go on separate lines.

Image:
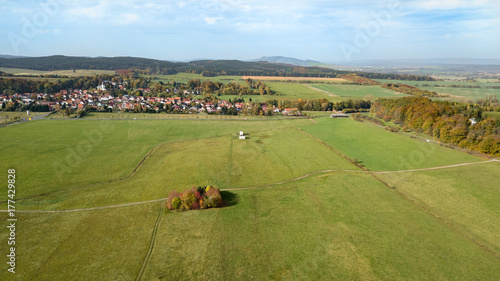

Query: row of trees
left=185, top=79, right=272, bottom=96
left=372, top=97, right=500, bottom=155
left=382, top=83, right=439, bottom=97
left=341, top=75, right=381, bottom=86
left=263, top=98, right=371, bottom=112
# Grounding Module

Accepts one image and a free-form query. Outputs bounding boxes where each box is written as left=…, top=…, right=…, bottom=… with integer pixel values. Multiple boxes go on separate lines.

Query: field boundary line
left=136, top=201, right=164, bottom=281
left=298, top=126, right=500, bottom=260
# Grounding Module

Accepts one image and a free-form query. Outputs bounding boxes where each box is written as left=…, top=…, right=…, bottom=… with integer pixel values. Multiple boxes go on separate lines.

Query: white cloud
left=204, top=17, right=223, bottom=25
left=122, top=13, right=138, bottom=24
left=410, top=0, right=491, bottom=10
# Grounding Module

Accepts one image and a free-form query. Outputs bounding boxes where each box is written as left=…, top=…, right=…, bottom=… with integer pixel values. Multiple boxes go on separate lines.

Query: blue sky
left=1, top=0, right=499, bottom=63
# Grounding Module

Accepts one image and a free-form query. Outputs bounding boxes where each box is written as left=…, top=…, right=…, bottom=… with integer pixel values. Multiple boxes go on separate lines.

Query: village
left=0, top=83, right=301, bottom=116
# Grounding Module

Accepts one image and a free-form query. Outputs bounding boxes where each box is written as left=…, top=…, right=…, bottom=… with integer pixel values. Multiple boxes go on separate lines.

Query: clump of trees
left=187, top=79, right=272, bottom=96
left=382, top=83, right=438, bottom=97
left=264, top=98, right=371, bottom=113
left=167, top=186, right=223, bottom=211
left=372, top=97, right=500, bottom=155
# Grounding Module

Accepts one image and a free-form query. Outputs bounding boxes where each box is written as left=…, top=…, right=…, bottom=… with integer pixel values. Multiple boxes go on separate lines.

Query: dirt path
left=2, top=159, right=497, bottom=214
left=0, top=198, right=167, bottom=213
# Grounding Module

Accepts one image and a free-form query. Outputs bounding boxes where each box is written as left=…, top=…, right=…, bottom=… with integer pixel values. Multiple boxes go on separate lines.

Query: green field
left=375, top=79, right=500, bottom=101
left=381, top=162, right=500, bottom=255
left=148, top=73, right=245, bottom=84
left=146, top=73, right=397, bottom=102
left=1, top=117, right=499, bottom=280
left=0, top=67, right=115, bottom=77
left=309, top=83, right=401, bottom=98
left=218, top=82, right=346, bottom=103
left=484, top=111, right=500, bottom=120
left=302, top=118, right=483, bottom=171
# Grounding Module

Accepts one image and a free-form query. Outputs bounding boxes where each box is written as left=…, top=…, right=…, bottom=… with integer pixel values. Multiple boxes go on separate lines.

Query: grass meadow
left=381, top=162, right=500, bottom=255
left=309, top=84, right=402, bottom=98
left=375, top=79, right=500, bottom=101
left=484, top=111, right=500, bottom=120
left=0, top=67, right=115, bottom=77
left=0, top=117, right=499, bottom=280
left=301, top=117, right=483, bottom=172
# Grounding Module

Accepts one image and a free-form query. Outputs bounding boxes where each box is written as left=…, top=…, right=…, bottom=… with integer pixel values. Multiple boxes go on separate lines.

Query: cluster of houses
left=0, top=87, right=301, bottom=115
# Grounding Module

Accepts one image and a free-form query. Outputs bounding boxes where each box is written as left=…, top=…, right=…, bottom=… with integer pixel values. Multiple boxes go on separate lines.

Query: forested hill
left=0, top=55, right=435, bottom=81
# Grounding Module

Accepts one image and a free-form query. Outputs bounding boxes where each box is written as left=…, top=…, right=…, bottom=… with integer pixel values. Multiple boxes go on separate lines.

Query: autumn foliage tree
left=167, top=186, right=223, bottom=211
left=372, top=97, right=500, bottom=156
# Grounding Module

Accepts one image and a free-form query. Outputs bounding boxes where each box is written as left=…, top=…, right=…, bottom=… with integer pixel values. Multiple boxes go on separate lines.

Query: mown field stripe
left=136, top=201, right=165, bottom=281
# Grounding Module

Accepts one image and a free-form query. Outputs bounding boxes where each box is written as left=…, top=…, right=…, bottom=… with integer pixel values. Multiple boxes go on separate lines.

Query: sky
left=0, top=0, right=499, bottom=63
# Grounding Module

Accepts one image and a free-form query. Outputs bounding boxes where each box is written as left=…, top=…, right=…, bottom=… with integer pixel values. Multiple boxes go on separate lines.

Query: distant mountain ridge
left=0, top=55, right=346, bottom=77
left=0, top=55, right=437, bottom=81
left=0, top=54, right=29, bottom=59
left=346, top=58, right=500, bottom=67
left=250, top=56, right=321, bottom=67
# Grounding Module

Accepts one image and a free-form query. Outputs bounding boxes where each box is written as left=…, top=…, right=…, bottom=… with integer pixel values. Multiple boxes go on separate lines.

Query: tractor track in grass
left=1, top=160, right=497, bottom=213
left=135, top=201, right=164, bottom=281
left=1, top=128, right=278, bottom=204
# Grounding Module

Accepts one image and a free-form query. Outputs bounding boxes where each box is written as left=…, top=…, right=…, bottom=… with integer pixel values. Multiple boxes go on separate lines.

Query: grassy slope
left=0, top=67, right=115, bottom=77
left=0, top=203, right=159, bottom=281
left=380, top=162, right=500, bottom=254
left=374, top=79, right=500, bottom=100
left=144, top=173, right=500, bottom=280
left=266, top=82, right=337, bottom=100
left=310, top=84, right=401, bottom=98
left=302, top=117, right=482, bottom=171
left=484, top=112, right=500, bottom=120
left=3, top=127, right=356, bottom=210
left=0, top=119, right=311, bottom=201
left=1, top=118, right=499, bottom=280
left=149, top=73, right=245, bottom=84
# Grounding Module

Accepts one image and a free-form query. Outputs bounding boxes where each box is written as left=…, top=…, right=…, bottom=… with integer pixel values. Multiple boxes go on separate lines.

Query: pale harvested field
left=242, top=76, right=347, bottom=82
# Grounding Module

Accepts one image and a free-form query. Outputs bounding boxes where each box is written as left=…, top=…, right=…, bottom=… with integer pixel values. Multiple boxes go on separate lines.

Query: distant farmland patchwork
left=1, top=117, right=499, bottom=280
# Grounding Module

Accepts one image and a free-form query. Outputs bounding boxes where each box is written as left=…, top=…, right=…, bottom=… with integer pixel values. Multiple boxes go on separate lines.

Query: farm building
left=239, top=131, right=246, bottom=139
left=330, top=114, right=349, bottom=118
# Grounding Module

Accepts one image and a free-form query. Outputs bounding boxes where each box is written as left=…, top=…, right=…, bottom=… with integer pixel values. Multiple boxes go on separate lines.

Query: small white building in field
left=239, top=131, right=246, bottom=139
left=330, top=113, right=349, bottom=118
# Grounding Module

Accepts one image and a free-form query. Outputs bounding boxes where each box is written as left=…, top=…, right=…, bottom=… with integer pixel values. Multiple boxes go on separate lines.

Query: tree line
left=372, top=97, right=500, bottom=155
left=0, top=56, right=436, bottom=81
left=382, top=83, right=439, bottom=97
